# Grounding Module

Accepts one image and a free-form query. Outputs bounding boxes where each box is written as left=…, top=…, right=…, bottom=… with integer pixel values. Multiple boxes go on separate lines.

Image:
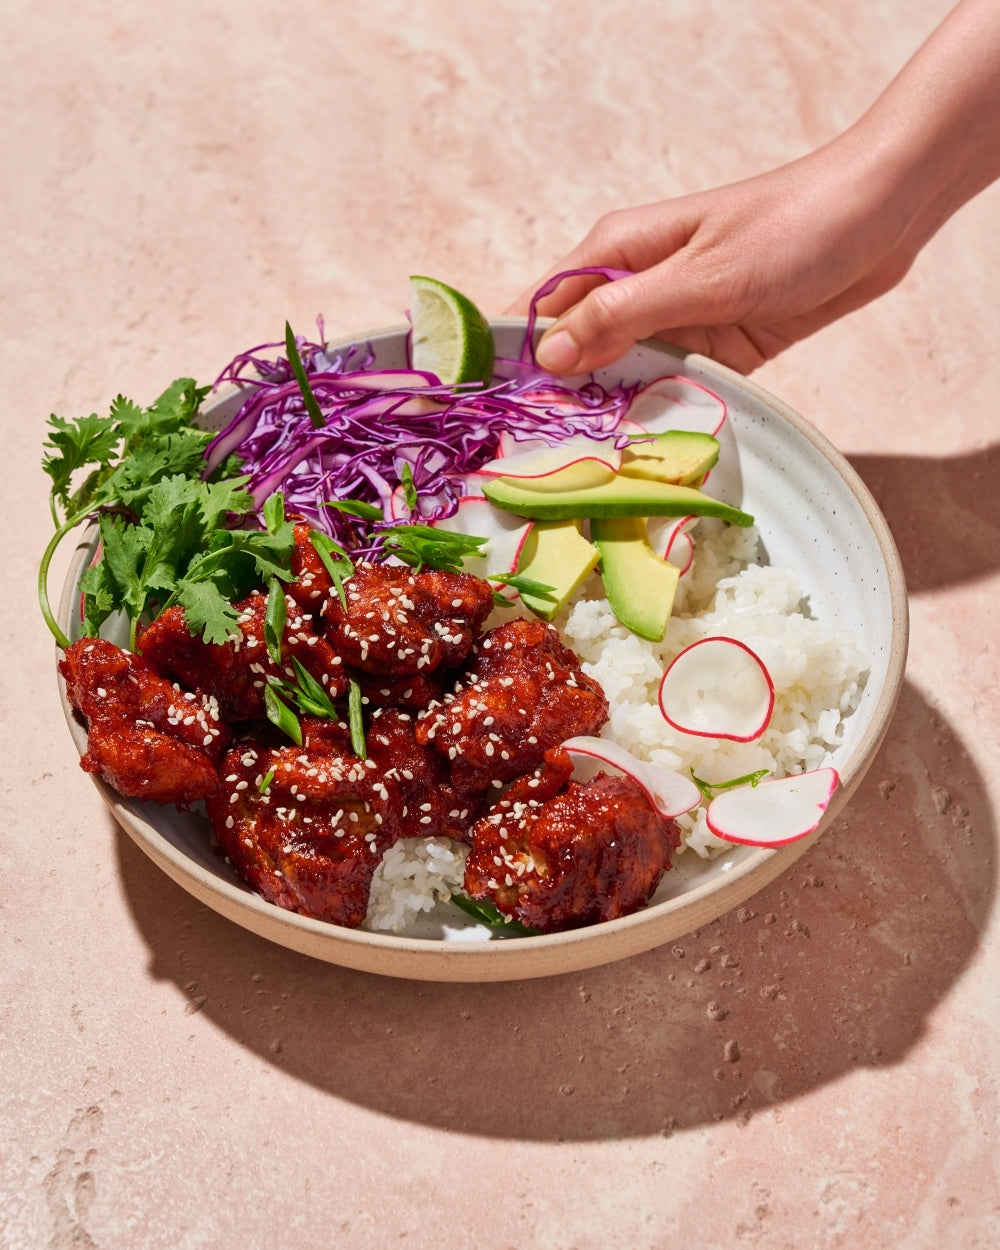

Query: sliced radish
left=615, top=417, right=649, bottom=439
left=477, top=432, right=622, bottom=491
left=627, top=376, right=727, bottom=437
left=658, top=636, right=775, bottom=741
left=666, top=530, right=694, bottom=575
left=431, top=495, right=533, bottom=598
left=561, top=736, right=701, bottom=819
left=647, top=514, right=697, bottom=574
left=496, top=429, right=522, bottom=458
left=335, top=368, right=438, bottom=391
left=387, top=484, right=410, bottom=522
left=706, top=767, right=839, bottom=846
left=510, top=385, right=594, bottom=415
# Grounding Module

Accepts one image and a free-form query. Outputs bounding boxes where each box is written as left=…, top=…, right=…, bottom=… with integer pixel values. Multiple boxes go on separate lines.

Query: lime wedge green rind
left=409, top=274, right=495, bottom=387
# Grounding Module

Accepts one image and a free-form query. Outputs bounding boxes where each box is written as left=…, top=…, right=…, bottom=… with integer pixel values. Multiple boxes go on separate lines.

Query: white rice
left=365, top=836, right=469, bottom=931
left=364, top=522, right=870, bottom=930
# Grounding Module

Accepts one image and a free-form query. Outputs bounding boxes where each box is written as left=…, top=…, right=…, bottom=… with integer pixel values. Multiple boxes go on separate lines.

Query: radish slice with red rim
left=431, top=495, right=533, bottom=597
left=705, top=767, right=840, bottom=846
left=658, top=636, right=775, bottom=741
left=647, top=514, right=697, bottom=573
left=626, top=376, right=727, bottom=437
left=665, top=530, right=694, bottom=575
left=561, top=736, right=701, bottom=819
left=477, top=432, right=622, bottom=483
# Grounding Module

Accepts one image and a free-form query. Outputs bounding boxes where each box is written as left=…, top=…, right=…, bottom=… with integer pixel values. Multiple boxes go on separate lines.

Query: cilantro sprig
left=39, top=378, right=295, bottom=650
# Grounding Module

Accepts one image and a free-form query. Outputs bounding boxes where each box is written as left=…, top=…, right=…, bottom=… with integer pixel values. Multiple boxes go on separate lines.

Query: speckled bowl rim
left=57, top=322, right=908, bottom=982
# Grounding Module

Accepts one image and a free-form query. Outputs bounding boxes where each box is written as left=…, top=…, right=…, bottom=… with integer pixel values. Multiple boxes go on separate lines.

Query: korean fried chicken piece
left=366, top=707, right=480, bottom=841
left=322, top=562, right=494, bottom=676
left=354, top=669, right=450, bottom=713
left=207, top=742, right=394, bottom=927
left=59, top=637, right=228, bottom=806
left=206, top=714, right=469, bottom=926
left=464, top=750, right=681, bottom=933
left=415, top=617, right=609, bottom=795
left=137, top=591, right=348, bottom=721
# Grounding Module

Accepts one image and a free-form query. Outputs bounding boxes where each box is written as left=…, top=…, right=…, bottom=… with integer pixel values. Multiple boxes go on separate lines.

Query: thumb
left=534, top=261, right=713, bottom=375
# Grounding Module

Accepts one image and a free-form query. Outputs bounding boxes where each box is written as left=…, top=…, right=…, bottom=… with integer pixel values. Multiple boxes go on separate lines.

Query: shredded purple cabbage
left=205, top=270, right=637, bottom=555
left=517, top=265, right=632, bottom=365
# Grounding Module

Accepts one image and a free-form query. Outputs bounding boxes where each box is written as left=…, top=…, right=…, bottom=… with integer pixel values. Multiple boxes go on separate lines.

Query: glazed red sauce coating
left=322, top=562, right=494, bottom=676
left=137, top=591, right=348, bottom=720
left=207, top=741, right=396, bottom=927
left=62, top=562, right=676, bottom=933
left=464, top=759, right=681, bottom=933
left=415, top=617, right=609, bottom=795
left=59, top=637, right=227, bottom=806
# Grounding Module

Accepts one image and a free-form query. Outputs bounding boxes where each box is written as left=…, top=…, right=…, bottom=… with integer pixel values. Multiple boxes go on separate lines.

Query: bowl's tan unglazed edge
left=56, top=329, right=909, bottom=982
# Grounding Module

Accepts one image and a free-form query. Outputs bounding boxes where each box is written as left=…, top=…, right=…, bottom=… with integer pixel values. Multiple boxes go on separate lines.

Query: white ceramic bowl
left=57, top=321, right=908, bottom=981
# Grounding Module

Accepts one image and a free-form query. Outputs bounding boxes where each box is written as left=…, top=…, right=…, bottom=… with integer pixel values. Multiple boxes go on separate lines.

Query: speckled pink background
left=4, top=2, right=999, bottom=1246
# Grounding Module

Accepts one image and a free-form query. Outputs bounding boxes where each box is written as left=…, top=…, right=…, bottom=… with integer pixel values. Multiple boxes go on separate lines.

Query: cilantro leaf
left=174, top=578, right=242, bottom=646
left=42, top=413, right=120, bottom=519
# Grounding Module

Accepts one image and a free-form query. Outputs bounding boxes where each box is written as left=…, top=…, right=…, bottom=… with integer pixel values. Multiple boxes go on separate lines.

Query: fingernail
left=536, top=328, right=581, bottom=375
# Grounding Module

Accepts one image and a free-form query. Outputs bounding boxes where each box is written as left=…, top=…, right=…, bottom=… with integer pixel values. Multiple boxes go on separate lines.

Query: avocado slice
left=591, top=516, right=681, bottom=641
left=515, top=520, right=601, bottom=621
left=482, top=474, right=753, bottom=526
left=620, top=429, right=719, bottom=486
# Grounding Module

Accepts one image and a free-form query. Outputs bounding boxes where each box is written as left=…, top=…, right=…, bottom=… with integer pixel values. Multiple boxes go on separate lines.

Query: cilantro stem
left=38, top=511, right=95, bottom=650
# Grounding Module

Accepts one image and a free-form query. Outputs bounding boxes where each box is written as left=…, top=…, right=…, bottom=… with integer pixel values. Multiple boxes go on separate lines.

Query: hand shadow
left=116, top=677, right=994, bottom=1141
left=847, top=442, right=1000, bottom=593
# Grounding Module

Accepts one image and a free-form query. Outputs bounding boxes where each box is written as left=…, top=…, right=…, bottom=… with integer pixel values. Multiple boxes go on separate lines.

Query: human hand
left=508, top=145, right=927, bottom=375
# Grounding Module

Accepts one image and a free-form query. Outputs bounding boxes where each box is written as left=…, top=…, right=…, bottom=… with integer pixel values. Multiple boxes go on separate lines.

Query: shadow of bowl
left=117, top=678, right=994, bottom=1140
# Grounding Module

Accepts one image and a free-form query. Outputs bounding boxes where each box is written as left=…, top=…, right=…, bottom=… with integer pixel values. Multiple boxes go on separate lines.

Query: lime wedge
left=409, top=275, right=495, bottom=386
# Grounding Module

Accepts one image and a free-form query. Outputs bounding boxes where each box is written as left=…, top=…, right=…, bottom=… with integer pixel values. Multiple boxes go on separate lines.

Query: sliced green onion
left=264, top=682, right=302, bottom=746
left=691, top=768, right=771, bottom=802
left=323, top=497, right=384, bottom=520
left=262, top=491, right=286, bottom=534
left=288, top=656, right=340, bottom=719
left=348, top=677, right=366, bottom=759
left=285, top=322, right=327, bottom=430
left=309, top=529, right=354, bottom=609
left=264, top=577, right=286, bottom=665
left=400, top=462, right=418, bottom=512
left=450, top=893, right=538, bottom=935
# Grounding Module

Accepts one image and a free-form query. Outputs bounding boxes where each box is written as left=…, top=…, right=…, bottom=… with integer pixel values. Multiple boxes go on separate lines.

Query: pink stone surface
left=4, top=1, right=1000, bottom=1246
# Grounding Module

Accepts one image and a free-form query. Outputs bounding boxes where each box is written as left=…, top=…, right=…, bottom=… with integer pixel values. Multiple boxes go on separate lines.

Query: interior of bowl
left=56, top=320, right=908, bottom=980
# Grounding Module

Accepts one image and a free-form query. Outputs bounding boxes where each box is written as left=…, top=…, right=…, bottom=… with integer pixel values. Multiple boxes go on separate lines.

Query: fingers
left=505, top=202, right=694, bottom=320
left=506, top=269, right=606, bottom=318
left=534, top=261, right=715, bottom=374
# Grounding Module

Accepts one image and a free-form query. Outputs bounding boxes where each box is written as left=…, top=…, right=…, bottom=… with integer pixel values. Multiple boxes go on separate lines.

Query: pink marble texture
left=4, top=1, right=999, bottom=1246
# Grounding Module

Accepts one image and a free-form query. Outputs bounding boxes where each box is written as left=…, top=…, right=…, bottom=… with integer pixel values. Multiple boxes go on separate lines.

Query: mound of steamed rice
left=363, top=522, right=870, bottom=932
